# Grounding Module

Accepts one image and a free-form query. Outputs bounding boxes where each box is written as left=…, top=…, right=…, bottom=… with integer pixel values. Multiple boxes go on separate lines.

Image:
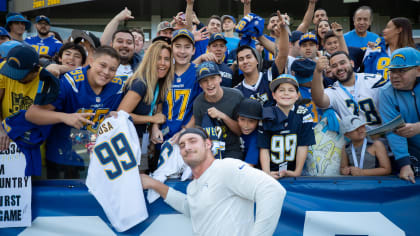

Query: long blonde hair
left=125, top=41, right=174, bottom=104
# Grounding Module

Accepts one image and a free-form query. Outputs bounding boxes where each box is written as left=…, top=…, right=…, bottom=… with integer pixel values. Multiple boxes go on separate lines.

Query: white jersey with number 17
left=86, top=110, right=148, bottom=232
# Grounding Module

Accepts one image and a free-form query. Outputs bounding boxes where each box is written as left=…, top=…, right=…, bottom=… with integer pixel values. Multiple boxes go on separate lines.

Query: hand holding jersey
left=141, top=128, right=286, bottom=236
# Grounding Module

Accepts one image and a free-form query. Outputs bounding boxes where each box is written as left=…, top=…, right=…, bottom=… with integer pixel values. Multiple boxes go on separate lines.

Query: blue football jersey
left=258, top=105, right=315, bottom=171
left=46, top=66, right=123, bottom=165
left=162, top=63, right=201, bottom=139
left=299, top=86, right=323, bottom=125
left=218, top=62, right=233, bottom=87
left=25, top=35, right=63, bottom=57
left=234, top=63, right=279, bottom=107
left=263, top=35, right=275, bottom=61
left=362, top=37, right=390, bottom=80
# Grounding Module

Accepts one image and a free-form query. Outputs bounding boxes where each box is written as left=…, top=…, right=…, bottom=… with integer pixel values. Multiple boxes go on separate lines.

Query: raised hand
left=316, top=55, right=329, bottom=73
left=331, top=22, right=344, bottom=37
left=116, top=7, right=134, bottom=21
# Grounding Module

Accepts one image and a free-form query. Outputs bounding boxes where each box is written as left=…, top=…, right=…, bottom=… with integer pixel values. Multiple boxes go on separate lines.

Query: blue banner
left=1, top=177, right=419, bottom=235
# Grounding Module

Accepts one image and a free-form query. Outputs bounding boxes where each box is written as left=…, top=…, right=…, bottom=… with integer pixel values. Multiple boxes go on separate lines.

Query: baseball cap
left=0, top=27, right=11, bottom=39
left=0, top=44, right=39, bottom=81
left=269, top=74, right=299, bottom=92
left=340, top=115, right=367, bottom=134
left=152, top=36, right=171, bottom=44
left=221, top=15, right=236, bottom=24
left=172, top=29, right=195, bottom=45
left=387, top=47, right=420, bottom=69
left=71, top=29, right=99, bottom=48
left=291, top=58, right=316, bottom=84
left=35, top=15, right=50, bottom=25
left=0, top=40, right=22, bottom=58
left=237, top=98, right=262, bottom=120
left=290, top=31, right=304, bottom=43
left=157, top=21, right=174, bottom=32
left=208, top=33, right=227, bottom=45
left=196, top=61, right=221, bottom=82
left=5, top=13, right=31, bottom=31
left=299, top=32, right=318, bottom=46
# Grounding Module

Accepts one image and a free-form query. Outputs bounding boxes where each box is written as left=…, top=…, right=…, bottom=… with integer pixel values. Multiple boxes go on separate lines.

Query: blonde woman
left=118, top=41, right=174, bottom=172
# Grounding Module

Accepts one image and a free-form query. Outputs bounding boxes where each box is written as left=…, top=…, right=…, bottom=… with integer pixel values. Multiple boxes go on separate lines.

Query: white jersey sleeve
left=86, top=110, right=148, bottom=232
left=324, top=73, right=387, bottom=130
left=147, top=141, right=192, bottom=203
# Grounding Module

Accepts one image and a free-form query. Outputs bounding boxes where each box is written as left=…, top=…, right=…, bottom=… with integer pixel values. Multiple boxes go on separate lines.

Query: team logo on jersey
left=296, top=105, right=309, bottom=115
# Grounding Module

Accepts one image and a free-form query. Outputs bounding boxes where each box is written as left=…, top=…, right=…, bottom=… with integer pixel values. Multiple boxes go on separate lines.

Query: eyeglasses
left=389, top=67, right=415, bottom=75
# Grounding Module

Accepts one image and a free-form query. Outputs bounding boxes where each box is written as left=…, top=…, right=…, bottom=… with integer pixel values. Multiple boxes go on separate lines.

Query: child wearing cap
left=193, top=61, right=243, bottom=160
left=237, top=98, right=263, bottom=167
left=258, top=74, right=315, bottom=178
left=340, top=115, right=391, bottom=176
left=299, top=32, right=318, bottom=60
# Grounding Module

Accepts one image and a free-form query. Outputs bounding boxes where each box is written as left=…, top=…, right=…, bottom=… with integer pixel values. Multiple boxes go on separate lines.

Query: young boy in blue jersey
left=151, top=29, right=201, bottom=144
left=258, top=74, right=315, bottom=179
left=236, top=98, right=263, bottom=167
left=193, top=33, right=233, bottom=87
left=25, top=15, right=63, bottom=57
left=26, top=46, right=123, bottom=178
left=234, top=11, right=289, bottom=107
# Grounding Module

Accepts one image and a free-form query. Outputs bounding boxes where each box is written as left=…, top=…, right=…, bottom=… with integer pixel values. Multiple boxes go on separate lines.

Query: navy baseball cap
left=299, top=32, right=318, bottom=46
left=35, top=15, right=50, bottom=25
left=152, top=36, right=171, bottom=44
left=291, top=58, right=316, bottom=84
left=196, top=61, right=221, bottom=81
left=269, top=74, right=299, bottom=92
left=208, top=33, right=227, bottom=45
left=172, top=29, right=195, bottom=45
left=5, top=13, right=31, bottom=31
left=0, top=44, right=39, bottom=81
left=387, top=47, right=420, bottom=69
left=0, top=27, right=10, bottom=39
left=290, top=31, right=304, bottom=43
left=237, top=98, right=262, bottom=120
left=221, top=15, right=236, bottom=24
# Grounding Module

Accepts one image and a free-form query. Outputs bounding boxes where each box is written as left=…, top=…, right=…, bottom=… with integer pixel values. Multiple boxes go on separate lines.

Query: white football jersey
left=86, top=110, right=148, bottom=232
left=147, top=141, right=192, bottom=203
left=325, top=73, right=388, bottom=130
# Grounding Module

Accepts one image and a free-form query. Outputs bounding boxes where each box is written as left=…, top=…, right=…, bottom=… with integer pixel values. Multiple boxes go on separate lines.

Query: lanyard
left=351, top=138, right=367, bottom=169
left=339, top=74, right=359, bottom=114
left=148, top=84, right=160, bottom=116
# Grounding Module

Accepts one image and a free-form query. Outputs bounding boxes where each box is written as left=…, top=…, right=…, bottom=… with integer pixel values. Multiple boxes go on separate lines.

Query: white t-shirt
left=86, top=110, right=148, bottom=232
left=165, top=158, right=286, bottom=236
left=325, top=73, right=387, bottom=130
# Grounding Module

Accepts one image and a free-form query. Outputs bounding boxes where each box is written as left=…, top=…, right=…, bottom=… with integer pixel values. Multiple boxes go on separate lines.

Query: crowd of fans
left=0, top=0, right=419, bottom=183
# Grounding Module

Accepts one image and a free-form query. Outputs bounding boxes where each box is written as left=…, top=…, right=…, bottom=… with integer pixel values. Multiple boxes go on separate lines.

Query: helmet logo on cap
left=199, top=67, right=210, bottom=75
left=392, top=54, right=405, bottom=61
left=8, top=57, right=21, bottom=67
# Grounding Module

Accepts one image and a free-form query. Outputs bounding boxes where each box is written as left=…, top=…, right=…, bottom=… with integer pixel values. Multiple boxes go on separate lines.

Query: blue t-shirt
left=162, top=63, right=201, bottom=139
left=25, top=35, right=63, bottom=57
left=234, top=63, right=279, bottom=107
left=258, top=105, right=315, bottom=171
left=344, top=29, right=379, bottom=50
left=218, top=62, right=233, bottom=87
left=46, top=66, right=123, bottom=165
left=241, top=130, right=259, bottom=165
left=225, top=36, right=240, bottom=53
left=126, top=78, right=156, bottom=138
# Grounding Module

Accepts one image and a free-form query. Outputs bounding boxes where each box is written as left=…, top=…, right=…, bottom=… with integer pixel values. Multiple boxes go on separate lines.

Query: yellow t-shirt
left=0, top=61, right=41, bottom=119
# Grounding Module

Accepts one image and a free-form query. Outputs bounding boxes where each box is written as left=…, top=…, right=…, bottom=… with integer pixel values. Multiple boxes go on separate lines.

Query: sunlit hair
left=391, top=17, right=415, bottom=49
left=125, top=41, right=174, bottom=105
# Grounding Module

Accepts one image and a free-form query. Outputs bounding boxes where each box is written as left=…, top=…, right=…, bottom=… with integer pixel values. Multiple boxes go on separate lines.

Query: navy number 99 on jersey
left=94, top=133, right=137, bottom=180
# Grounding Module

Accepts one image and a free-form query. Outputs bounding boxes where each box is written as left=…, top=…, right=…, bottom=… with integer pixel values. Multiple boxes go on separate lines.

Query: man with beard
left=100, top=8, right=141, bottom=82
left=311, top=51, right=387, bottom=130
left=25, top=15, right=63, bottom=57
